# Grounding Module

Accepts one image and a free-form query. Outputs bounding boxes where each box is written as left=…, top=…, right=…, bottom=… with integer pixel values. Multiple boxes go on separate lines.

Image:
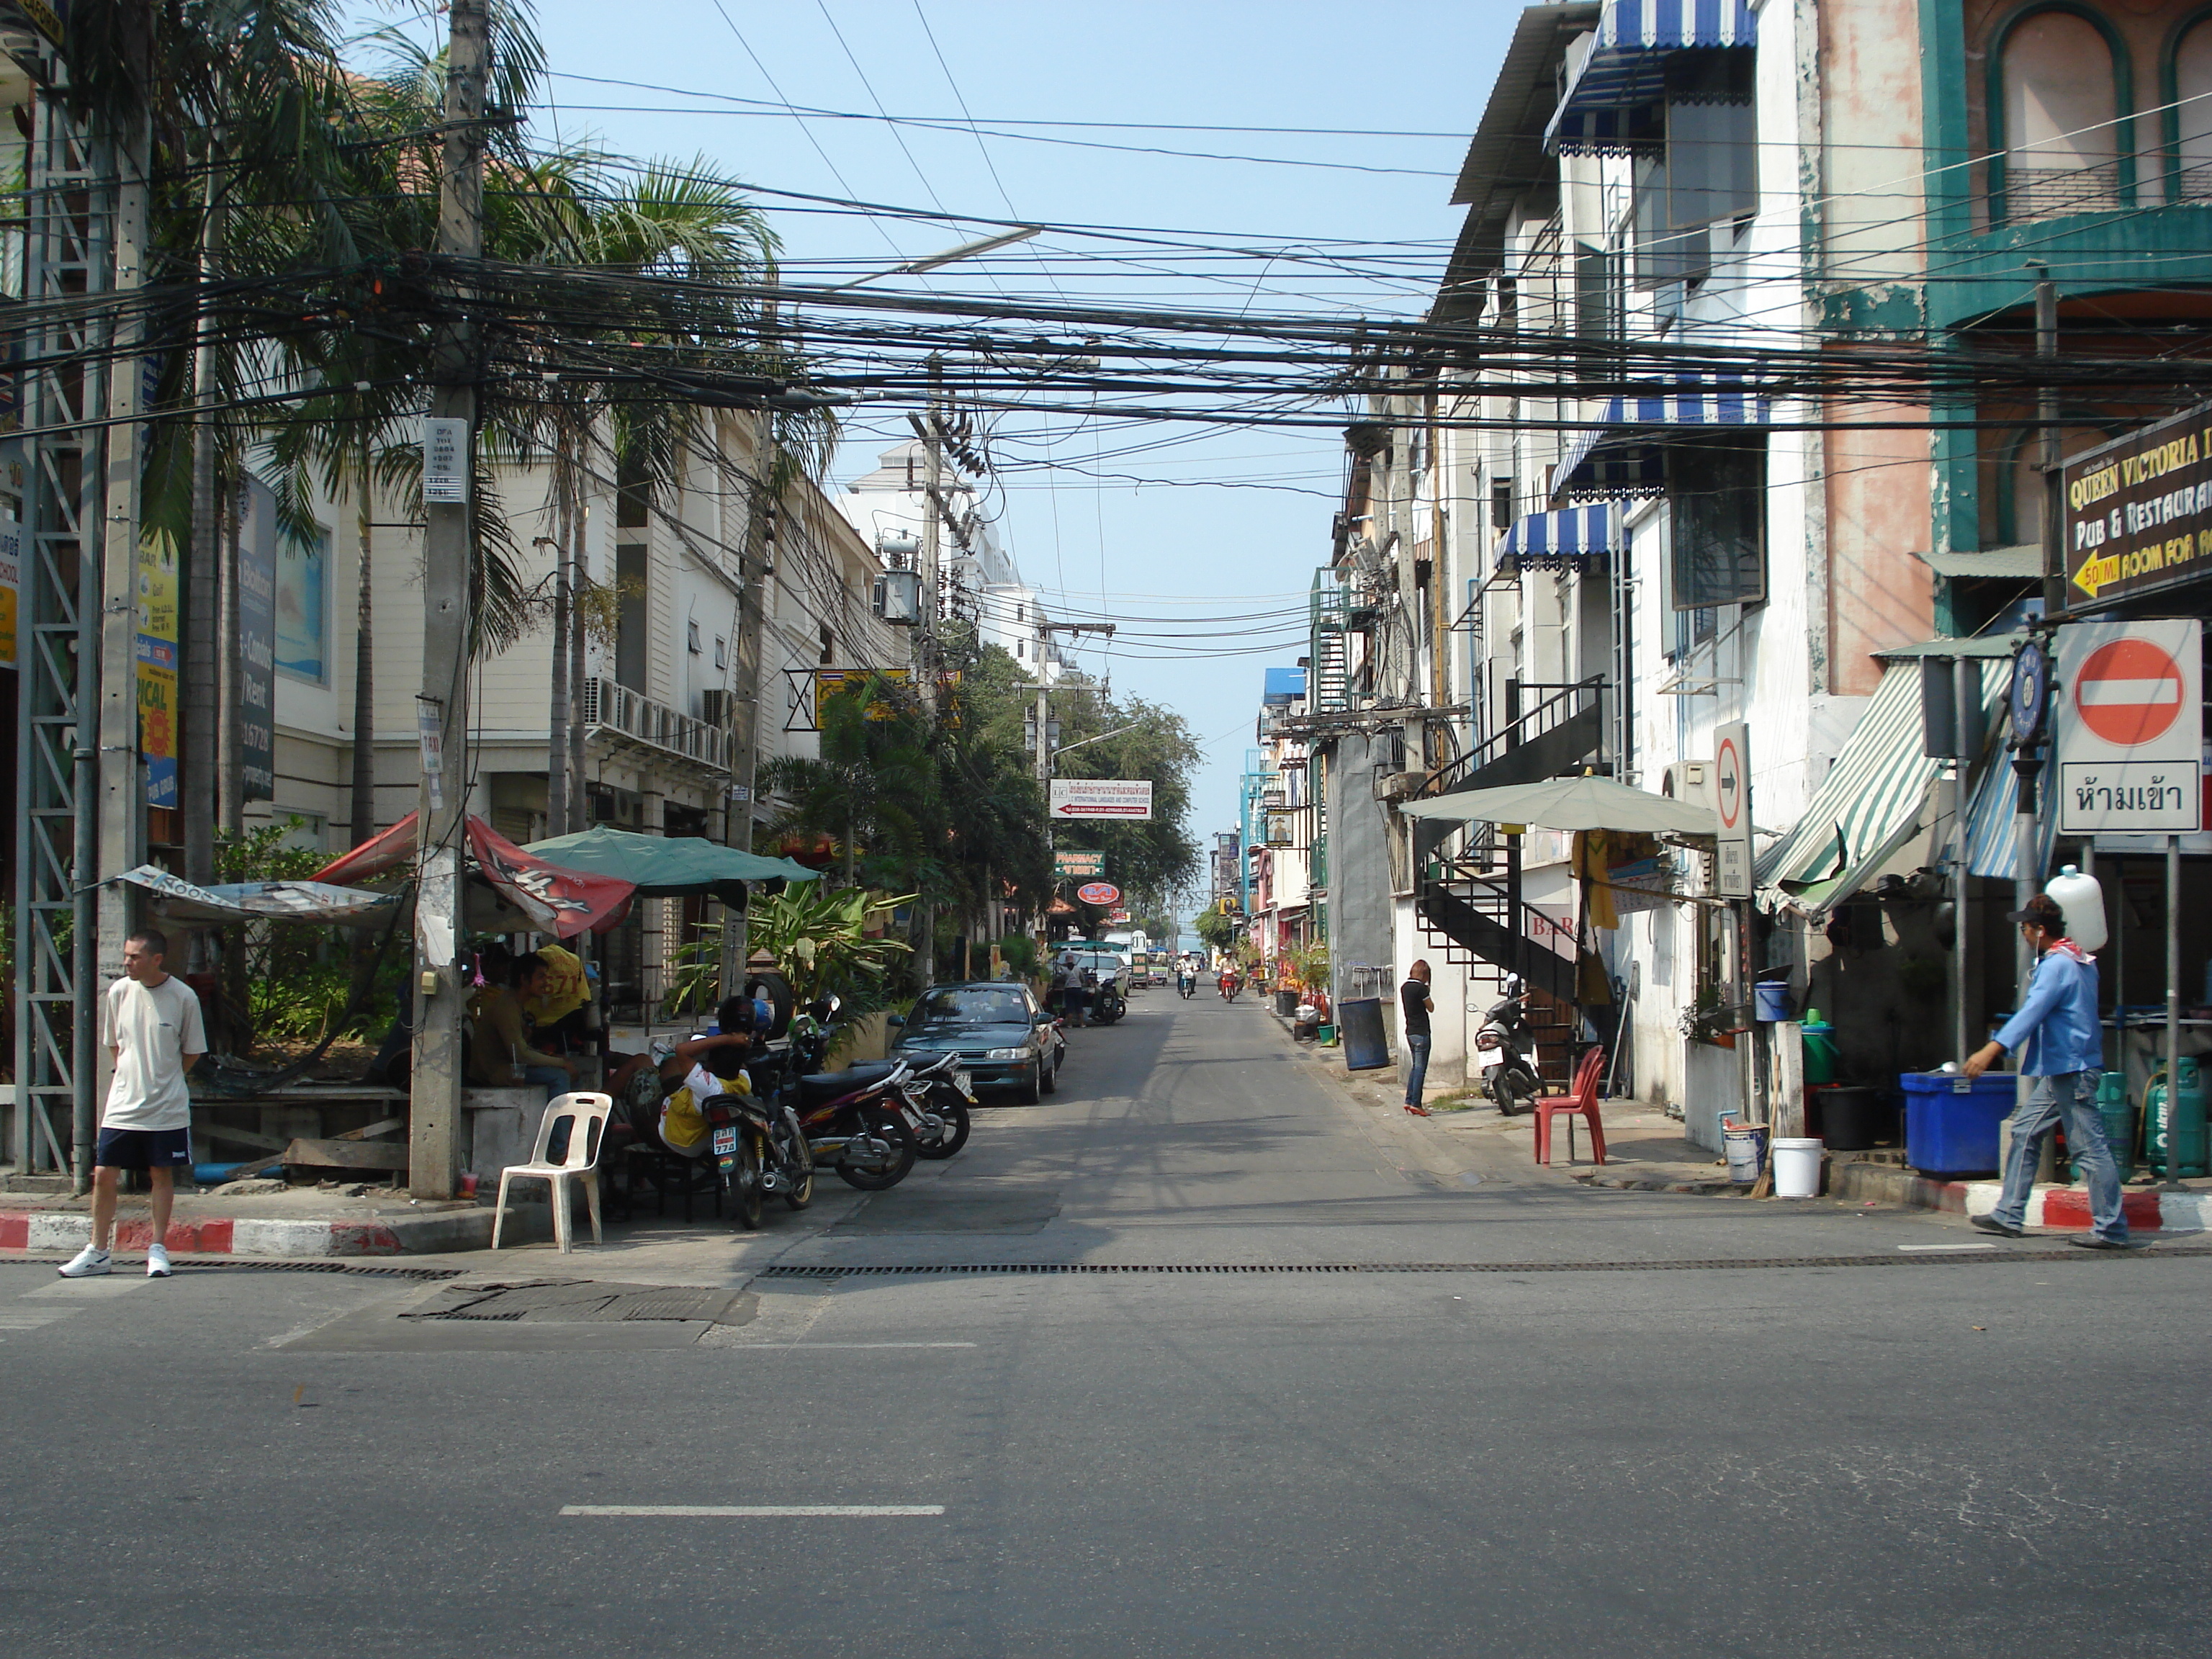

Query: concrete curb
left=1828, top=1161, right=2211, bottom=1231
left=0, top=1205, right=510, bottom=1257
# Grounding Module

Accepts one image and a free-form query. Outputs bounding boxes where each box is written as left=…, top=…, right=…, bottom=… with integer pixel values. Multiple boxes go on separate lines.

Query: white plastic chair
left=492, top=1092, right=613, bottom=1253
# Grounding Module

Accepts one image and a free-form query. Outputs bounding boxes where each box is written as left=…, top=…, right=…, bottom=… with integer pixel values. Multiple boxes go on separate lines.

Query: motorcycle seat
left=796, top=1061, right=900, bottom=1102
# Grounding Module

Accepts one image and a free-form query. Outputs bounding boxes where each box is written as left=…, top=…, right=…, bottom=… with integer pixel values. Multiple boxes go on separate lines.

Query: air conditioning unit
left=700, top=690, right=734, bottom=729
left=1374, top=770, right=1426, bottom=803
left=1663, top=760, right=1718, bottom=812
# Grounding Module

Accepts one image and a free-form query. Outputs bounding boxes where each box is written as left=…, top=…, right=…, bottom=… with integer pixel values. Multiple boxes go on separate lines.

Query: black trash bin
left=1338, top=997, right=1390, bottom=1071
left=1812, top=1084, right=1886, bottom=1151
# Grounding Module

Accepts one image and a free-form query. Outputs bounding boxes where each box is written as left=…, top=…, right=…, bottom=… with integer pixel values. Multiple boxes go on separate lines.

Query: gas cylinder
left=2044, top=865, right=2108, bottom=953
left=2145, top=1056, right=2209, bottom=1179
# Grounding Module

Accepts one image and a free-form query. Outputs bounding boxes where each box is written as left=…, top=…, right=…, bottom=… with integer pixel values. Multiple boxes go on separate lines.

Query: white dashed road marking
left=561, top=1505, right=945, bottom=1518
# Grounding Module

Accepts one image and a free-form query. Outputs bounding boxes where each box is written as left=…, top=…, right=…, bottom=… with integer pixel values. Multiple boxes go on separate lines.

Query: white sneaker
left=59, top=1245, right=112, bottom=1278
left=146, top=1244, right=172, bottom=1278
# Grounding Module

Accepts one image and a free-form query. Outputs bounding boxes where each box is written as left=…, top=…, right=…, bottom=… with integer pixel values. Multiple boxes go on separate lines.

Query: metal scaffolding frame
left=12, top=71, right=110, bottom=1177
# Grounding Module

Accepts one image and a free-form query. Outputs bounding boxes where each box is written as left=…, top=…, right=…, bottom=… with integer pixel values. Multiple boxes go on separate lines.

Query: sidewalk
left=1829, top=1159, right=2212, bottom=1233
left=0, top=1184, right=517, bottom=1258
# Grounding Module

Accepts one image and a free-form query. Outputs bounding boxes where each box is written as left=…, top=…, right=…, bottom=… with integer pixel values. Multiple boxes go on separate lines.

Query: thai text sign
left=1053, top=849, right=1105, bottom=878
left=1049, top=778, right=1154, bottom=820
left=2056, top=618, right=2202, bottom=834
left=2064, top=403, right=2212, bottom=608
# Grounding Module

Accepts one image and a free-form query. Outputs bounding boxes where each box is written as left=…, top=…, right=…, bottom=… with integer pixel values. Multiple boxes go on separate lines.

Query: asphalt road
left=4, top=991, right=2208, bottom=1657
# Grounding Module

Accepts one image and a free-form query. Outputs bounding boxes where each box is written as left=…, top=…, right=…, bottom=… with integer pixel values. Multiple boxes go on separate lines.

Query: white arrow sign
left=1050, top=778, right=1154, bottom=820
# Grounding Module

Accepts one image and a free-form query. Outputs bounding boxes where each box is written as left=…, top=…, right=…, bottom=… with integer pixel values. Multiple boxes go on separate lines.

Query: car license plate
left=953, top=1071, right=973, bottom=1097
left=711, top=1126, right=737, bottom=1156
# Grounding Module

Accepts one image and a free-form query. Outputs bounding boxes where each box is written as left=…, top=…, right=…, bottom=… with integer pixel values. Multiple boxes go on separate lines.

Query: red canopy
left=311, top=814, right=634, bottom=939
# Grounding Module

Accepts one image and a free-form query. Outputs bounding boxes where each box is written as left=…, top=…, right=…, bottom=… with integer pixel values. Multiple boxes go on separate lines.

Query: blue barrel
left=1899, top=1071, right=2017, bottom=1177
left=1338, top=997, right=1390, bottom=1071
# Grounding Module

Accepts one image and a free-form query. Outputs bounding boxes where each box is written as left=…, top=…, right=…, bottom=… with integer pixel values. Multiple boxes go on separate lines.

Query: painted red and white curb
left=0, top=1206, right=501, bottom=1257
left=1949, top=1183, right=2211, bottom=1233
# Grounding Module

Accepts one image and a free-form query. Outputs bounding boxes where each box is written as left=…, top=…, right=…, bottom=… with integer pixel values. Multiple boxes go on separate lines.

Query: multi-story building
left=1313, top=0, right=2212, bottom=1144
left=836, top=438, right=1066, bottom=680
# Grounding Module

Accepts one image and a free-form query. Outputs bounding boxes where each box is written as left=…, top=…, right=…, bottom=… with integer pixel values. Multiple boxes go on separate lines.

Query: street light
left=833, top=225, right=1045, bottom=289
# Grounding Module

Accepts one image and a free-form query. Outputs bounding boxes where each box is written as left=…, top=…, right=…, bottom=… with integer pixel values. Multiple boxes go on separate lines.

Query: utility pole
left=90, top=117, right=151, bottom=1190
left=409, top=0, right=487, bottom=1200
left=721, top=410, right=780, bottom=998
left=184, top=144, right=220, bottom=894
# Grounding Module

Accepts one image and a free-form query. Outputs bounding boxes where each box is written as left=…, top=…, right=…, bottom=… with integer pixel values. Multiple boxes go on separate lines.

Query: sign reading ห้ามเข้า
left=2062, top=401, right=2212, bottom=606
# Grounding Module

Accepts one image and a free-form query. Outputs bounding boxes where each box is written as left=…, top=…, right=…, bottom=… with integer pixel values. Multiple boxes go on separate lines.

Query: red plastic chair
left=1534, top=1048, right=1608, bottom=1166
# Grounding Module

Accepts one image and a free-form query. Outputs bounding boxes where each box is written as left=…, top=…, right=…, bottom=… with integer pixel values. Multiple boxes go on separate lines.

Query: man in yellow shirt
left=521, top=944, right=591, bottom=1052
left=469, top=956, right=580, bottom=1098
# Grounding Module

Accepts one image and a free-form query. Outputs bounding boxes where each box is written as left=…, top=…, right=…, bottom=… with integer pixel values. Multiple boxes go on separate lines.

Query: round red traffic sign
left=2073, top=637, right=2185, bottom=747
left=1714, top=736, right=1745, bottom=830
left=1076, top=881, right=1120, bottom=907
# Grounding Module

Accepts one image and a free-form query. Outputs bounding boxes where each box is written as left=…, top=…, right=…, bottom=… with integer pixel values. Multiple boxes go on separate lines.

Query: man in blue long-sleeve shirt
left=1963, top=893, right=2130, bottom=1248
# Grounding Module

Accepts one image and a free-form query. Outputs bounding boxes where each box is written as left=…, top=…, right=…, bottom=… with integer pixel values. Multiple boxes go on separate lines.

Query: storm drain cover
left=402, top=1279, right=745, bottom=1324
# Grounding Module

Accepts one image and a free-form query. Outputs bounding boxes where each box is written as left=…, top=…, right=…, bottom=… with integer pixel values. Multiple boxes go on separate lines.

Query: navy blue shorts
left=94, top=1127, right=193, bottom=1171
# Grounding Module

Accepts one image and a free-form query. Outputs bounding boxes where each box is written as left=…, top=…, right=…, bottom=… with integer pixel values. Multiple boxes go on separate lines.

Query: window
left=1574, top=242, right=1619, bottom=341
left=1669, top=435, right=1766, bottom=611
left=1636, top=53, right=1755, bottom=286
left=2174, top=19, right=2212, bottom=199
left=614, top=543, right=648, bottom=692
left=714, top=635, right=727, bottom=669
left=685, top=619, right=701, bottom=655
left=1491, top=478, right=1514, bottom=531
left=1997, top=9, right=2126, bottom=220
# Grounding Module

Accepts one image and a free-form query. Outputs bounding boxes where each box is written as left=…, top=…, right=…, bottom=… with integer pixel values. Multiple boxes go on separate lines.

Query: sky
left=350, top=0, right=1527, bottom=883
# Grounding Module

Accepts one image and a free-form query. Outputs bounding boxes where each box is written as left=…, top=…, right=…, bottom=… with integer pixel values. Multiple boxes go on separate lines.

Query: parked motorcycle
left=1091, top=979, right=1127, bottom=1025
left=898, top=1048, right=977, bottom=1161
left=1475, top=976, right=1545, bottom=1115
left=703, top=1074, right=811, bottom=1231
left=782, top=1000, right=920, bottom=1190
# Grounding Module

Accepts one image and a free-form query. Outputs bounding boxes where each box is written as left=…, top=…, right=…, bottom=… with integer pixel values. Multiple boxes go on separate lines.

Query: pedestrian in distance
left=1401, top=959, right=1434, bottom=1116
left=1963, top=893, right=2131, bottom=1249
left=60, top=930, right=208, bottom=1279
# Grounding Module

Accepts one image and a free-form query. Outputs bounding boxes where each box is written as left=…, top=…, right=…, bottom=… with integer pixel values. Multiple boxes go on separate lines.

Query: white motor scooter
left=1474, top=974, right=1545, bottom=1115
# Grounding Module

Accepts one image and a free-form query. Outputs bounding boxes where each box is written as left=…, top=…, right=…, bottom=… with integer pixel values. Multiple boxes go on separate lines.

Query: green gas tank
left=2145, top=1057, right=2208, bottom=1179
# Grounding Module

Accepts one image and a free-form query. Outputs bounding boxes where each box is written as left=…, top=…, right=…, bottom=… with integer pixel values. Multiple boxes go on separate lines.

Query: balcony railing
left=581, top=676, right=731, bottom=773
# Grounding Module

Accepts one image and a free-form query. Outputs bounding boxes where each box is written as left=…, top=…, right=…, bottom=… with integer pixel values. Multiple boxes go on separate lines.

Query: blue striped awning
left=1498, top=503, right=1622, bottom=571
left=1956, top=721, right=2061, bottom=882
left=1554, top=375, right=1769, bottom=499
left=1548, top=0, right=1760, bottom=156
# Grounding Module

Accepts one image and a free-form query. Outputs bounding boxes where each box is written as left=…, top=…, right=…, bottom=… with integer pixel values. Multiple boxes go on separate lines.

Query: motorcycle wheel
left=730, top=1133, right=765, bottom=1231
left=836, top=1108, right=917, bottom=1190
left=781, top=1133, right=814, bottom=1210
left=918, top=1097, right=971, bottom=1159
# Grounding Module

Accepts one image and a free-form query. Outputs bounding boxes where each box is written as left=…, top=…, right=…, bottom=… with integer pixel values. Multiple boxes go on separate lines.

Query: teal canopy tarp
left=523, top=826, right=821, bottom=897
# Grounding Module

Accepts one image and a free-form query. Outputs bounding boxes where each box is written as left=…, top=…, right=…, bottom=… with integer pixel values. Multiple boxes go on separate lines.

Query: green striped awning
left=1755, top=662, right=1954, bottom=914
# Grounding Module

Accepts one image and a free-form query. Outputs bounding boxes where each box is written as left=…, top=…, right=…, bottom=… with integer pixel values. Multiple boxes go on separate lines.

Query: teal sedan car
left=890, top=982, right=1062, bottom=1103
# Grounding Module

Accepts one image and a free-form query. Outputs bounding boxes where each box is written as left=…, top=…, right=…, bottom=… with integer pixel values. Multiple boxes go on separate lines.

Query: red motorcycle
left=1218, top=971, right=1243, bottom=1002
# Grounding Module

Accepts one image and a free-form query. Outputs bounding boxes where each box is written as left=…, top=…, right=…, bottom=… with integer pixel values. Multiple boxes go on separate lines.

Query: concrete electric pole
left=408, top=0, right=487, bottom=1199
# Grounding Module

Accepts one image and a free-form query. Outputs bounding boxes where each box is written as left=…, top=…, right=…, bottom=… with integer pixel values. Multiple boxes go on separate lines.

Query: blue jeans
left=1403, top=1034, right=1432, bottom=1106
left=1992, top=1071, right=2128, bottom=1242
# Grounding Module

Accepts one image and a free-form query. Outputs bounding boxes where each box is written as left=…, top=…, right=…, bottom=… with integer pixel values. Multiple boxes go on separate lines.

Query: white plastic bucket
left=1771, top=1137, right=1824, bottom=1199
left=1722, top=1124, right=1766, bottom=1182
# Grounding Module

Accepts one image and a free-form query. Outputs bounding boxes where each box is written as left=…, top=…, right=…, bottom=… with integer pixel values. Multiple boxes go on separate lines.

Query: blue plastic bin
left=1899, top=1071, right=2017, bottom=1177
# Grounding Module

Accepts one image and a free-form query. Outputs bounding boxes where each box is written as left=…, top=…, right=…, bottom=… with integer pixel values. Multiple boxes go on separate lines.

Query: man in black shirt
left=1400, top=960, right=1434, bottom=1115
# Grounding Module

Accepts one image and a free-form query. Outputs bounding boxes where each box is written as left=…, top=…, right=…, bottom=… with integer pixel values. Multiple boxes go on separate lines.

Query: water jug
left=2043, top=865, right=2108, bottom=953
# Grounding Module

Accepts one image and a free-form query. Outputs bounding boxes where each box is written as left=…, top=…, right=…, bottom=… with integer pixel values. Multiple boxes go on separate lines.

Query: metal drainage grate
left=760, top=1249, right=2212, bottom=1280
left=1, top=1256, right=464, bottom=1280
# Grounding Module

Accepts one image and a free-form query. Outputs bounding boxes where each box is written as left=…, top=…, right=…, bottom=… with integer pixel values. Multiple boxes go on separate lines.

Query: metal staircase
left=1411, top=675, right=1609, bottom=1087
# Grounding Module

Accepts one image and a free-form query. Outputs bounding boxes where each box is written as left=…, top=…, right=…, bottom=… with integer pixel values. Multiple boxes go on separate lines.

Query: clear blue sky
left=354, top=0, right=1526, bottom=880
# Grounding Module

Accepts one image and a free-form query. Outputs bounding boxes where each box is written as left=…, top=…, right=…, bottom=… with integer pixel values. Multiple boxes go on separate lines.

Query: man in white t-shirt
left=60, top=930, right=207, bottom=1279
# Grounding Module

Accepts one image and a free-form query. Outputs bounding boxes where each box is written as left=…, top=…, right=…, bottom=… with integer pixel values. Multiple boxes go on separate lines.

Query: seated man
left=608, top=997, right=760, bottom=1160
left=468, top=954, right=583, bottom=1100
left=521, top=944, right=593, bottom=1054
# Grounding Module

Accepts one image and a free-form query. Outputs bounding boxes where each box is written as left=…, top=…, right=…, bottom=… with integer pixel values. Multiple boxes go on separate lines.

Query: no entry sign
left=2056, top=619, right=2202, bottom=834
